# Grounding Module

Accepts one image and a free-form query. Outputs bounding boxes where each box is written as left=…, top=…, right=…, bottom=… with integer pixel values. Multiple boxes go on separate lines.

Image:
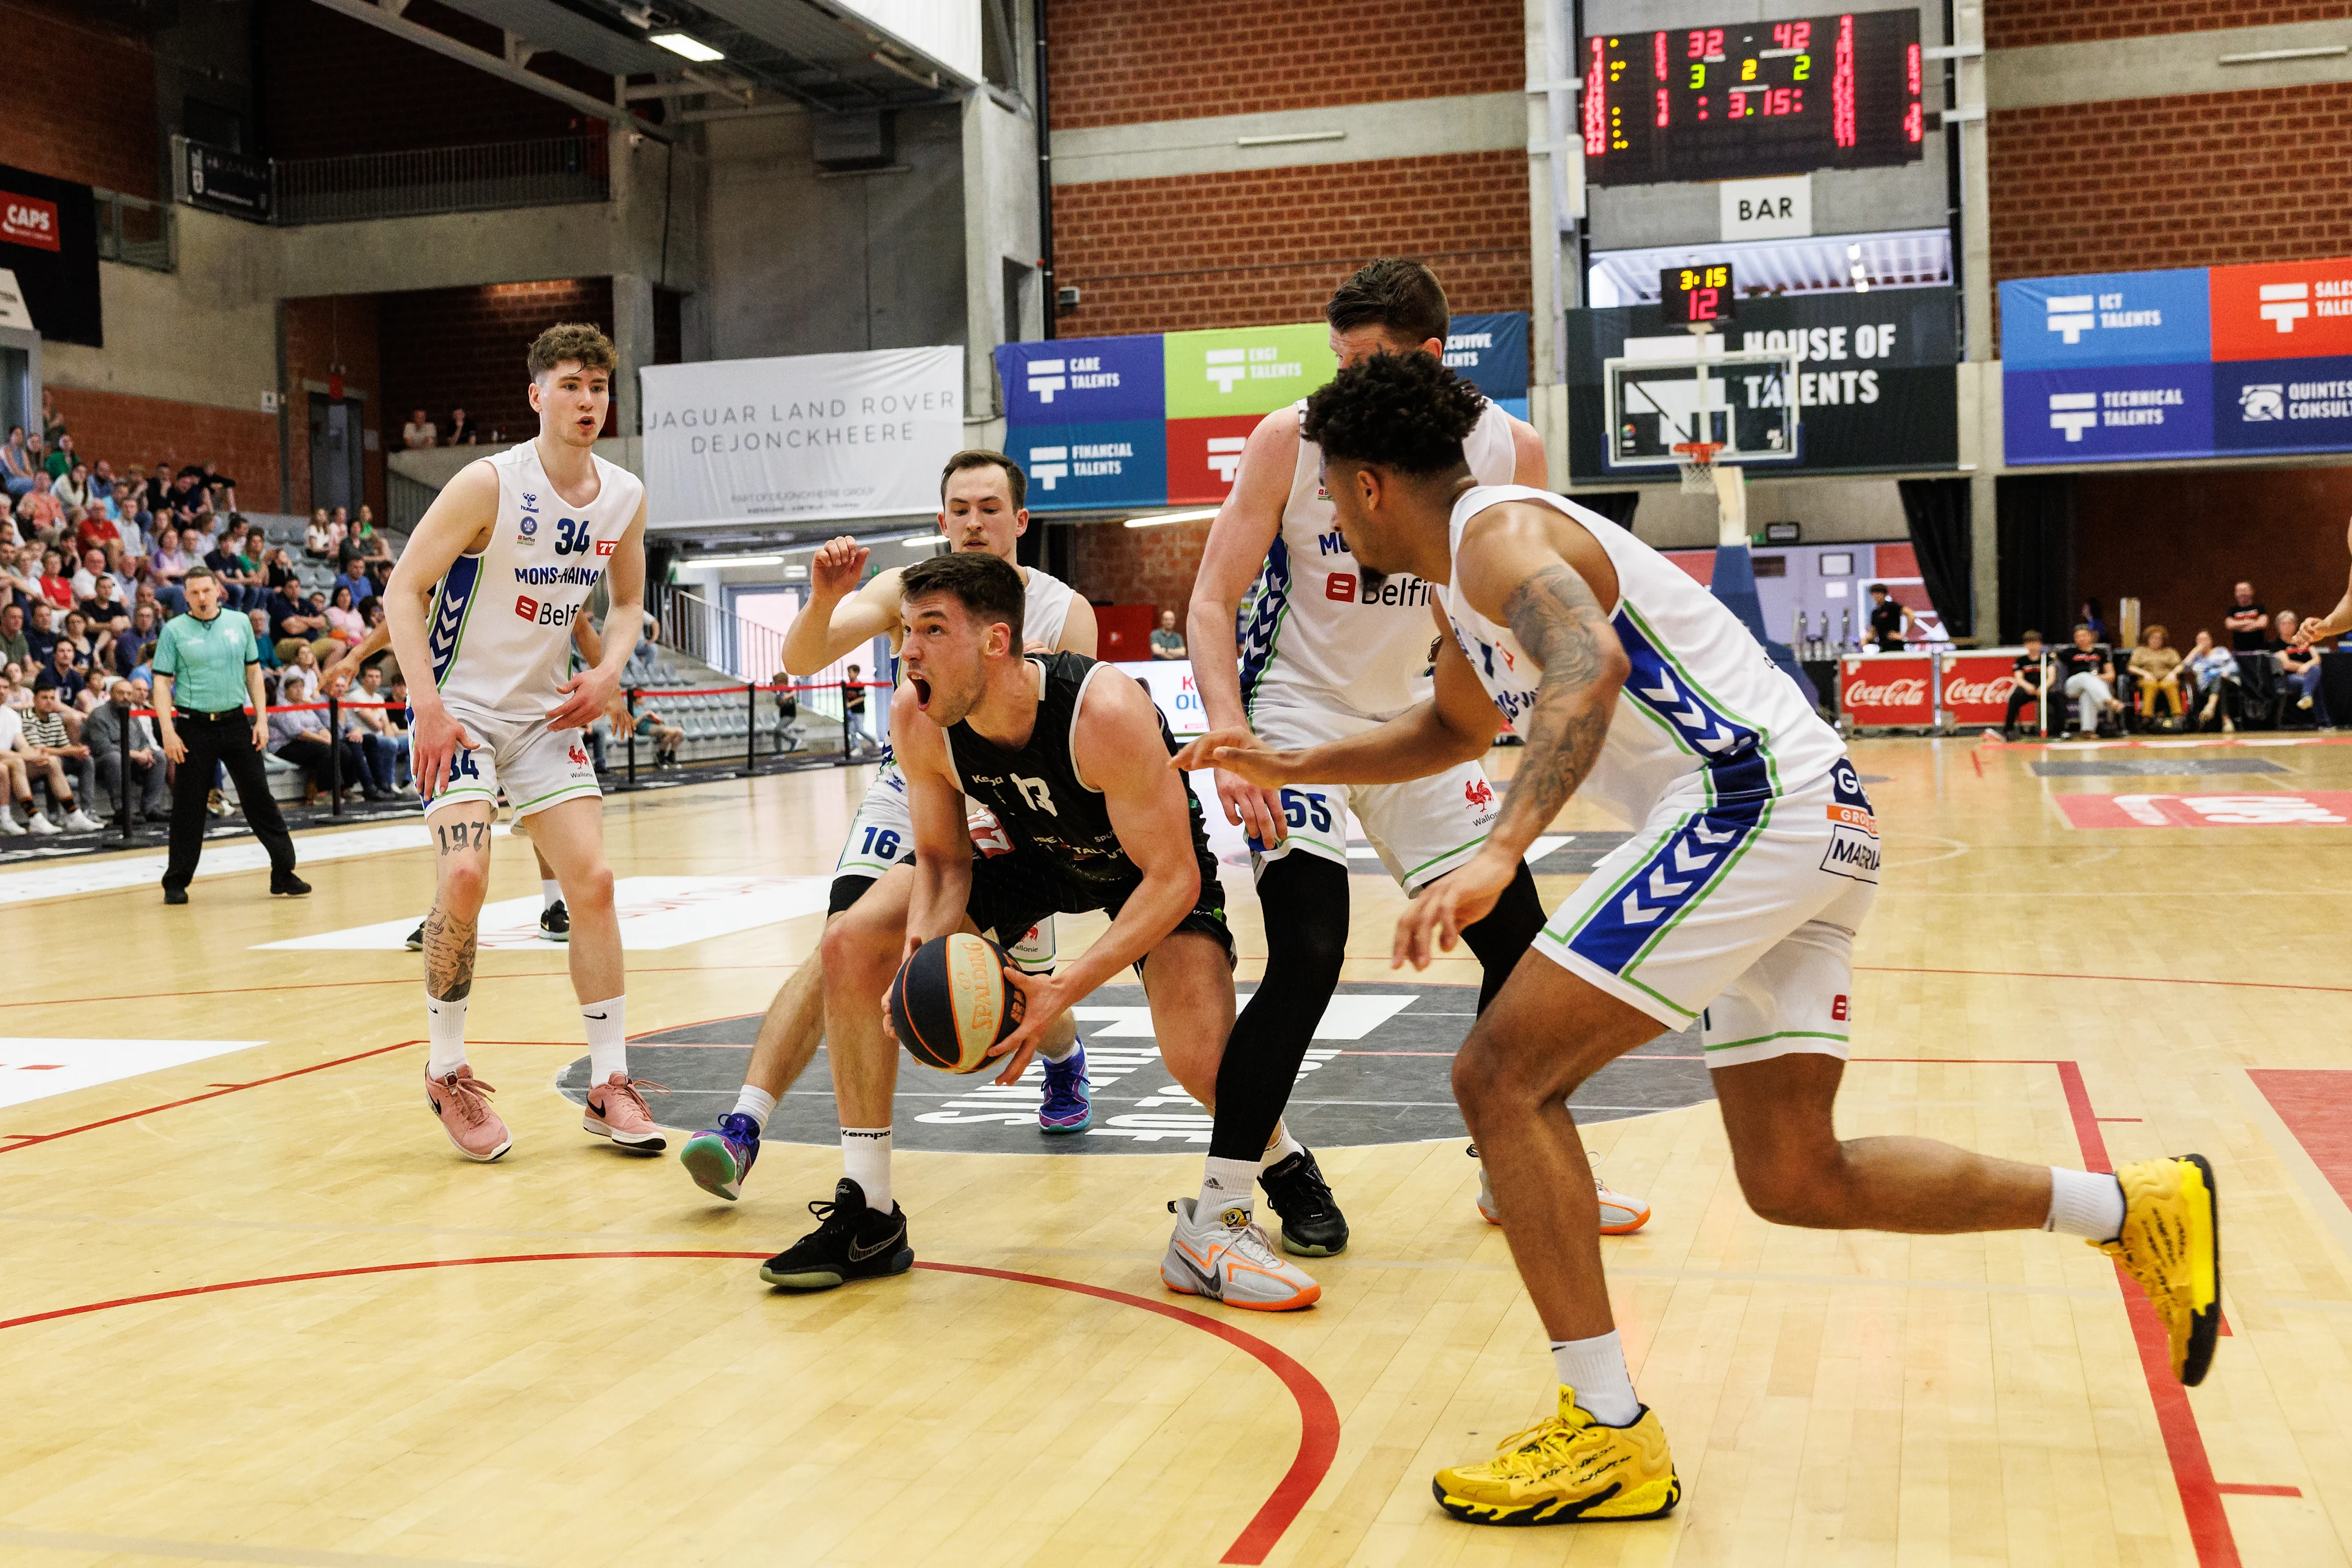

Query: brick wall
left=0, top=0, right=160, bottom=195
left=285, top=295, right=385, bottom=519
left=1985, top=1, right=2352, bottom=50
left=1069, top=516, right=1216, bottom=617
left=2075, top=465, right=2352, bottom=645
left=256, top=0, right=610, bottom=160
left=1054, top=151, right=1532, bottom=337
left=45, top=386, right=282, bottom=513
left=1989, top=81, right=2352, bottom=317
left=1050, top=0, right=1523, bottom=129
left=377, top=279, right=617, bottom=450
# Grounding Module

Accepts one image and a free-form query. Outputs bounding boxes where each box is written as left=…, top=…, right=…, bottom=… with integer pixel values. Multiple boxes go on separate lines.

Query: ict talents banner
left=639, top=346, right=963, bottom=527
left=993, top=313, right=1530, bottom=513
left=1563, top=286, right=1959, bottom=483
left=2002, top=259, right=2352, bottom=464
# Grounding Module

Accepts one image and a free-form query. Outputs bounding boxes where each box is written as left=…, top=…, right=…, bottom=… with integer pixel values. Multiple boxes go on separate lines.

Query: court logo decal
left=0, top=1037, right=266, bottom=1110
left=2054, top=790, right=2352, bottom=829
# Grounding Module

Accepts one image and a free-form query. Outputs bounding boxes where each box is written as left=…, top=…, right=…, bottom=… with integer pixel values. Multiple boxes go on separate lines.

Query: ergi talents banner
left=639, top=347, right=963, bottom=527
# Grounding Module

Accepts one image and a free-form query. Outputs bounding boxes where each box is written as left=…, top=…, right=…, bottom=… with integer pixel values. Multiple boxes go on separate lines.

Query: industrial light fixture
left=1123, top=508, right=1220, bottom=529
left=651, top=32, right=724, bottom=61
left=696, top=552, right=782, bottom=567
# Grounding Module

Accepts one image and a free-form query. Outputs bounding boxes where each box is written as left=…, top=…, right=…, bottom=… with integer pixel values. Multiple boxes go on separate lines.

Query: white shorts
left=1250, top=702, right=1501, bottom=891
left=1534, top=761, right=1880, bottom=1068
left=829, top=758, right=1055, bottom=973
left=420, top=706, right=601, bottom=823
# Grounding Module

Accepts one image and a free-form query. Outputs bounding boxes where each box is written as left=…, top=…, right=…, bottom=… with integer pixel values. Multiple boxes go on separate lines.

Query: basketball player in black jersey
left=758, top=552, right=1322, bottom=1310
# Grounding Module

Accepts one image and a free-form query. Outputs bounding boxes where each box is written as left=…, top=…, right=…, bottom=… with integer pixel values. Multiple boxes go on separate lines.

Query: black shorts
left=964, top=849, right=1235, bottom=974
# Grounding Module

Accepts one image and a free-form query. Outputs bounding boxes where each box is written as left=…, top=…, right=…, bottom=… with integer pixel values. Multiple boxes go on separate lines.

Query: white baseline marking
left=0, top=822, right=486, bottom=907
left=0, top=1038, right=268, bottom=1110
left=255, top=875, right=834, bottom=951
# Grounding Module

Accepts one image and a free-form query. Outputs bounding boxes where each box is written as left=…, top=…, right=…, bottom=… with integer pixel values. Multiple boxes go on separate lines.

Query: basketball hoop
left=1671, top=440, right=1724, bottom=495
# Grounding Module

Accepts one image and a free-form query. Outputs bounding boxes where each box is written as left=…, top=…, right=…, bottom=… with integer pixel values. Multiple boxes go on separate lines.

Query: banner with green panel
left=1163, top=325, right=1340, bottom=418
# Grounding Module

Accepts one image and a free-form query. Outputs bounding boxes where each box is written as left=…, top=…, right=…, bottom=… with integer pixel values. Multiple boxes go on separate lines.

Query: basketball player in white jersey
left=1187, top=259, right=1643, bottom=1259
left=1182, top=353, right=2220, bottom=1525
left=676, top=451, right=1099, bottom=1205
left=385, top=322, right=659, bottom=1163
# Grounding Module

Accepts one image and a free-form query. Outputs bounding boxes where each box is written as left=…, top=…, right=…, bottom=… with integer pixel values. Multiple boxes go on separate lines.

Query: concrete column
left=959, top=81, right=1041, bottom=438
left=1955, top=1, right=1998, bottom=641
left=612, top=270, right=655, bottom=438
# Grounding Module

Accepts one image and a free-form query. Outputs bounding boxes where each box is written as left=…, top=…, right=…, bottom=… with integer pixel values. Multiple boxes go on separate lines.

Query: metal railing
left=386, top=469, right=439, bottom=534
left=272, top=135, right=609, bottom=227
left=95, top=189, right=173, bottom=271
left=662, top=589, right=785, bottom=686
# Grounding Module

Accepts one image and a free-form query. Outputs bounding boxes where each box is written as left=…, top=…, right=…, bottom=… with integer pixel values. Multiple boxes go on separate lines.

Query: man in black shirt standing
left=2225, top=581, right=2269, bottom=651
left=1866, top=583, right=1913, bottom=651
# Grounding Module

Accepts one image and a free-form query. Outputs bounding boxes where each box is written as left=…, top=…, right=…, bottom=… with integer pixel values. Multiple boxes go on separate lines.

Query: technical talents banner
left=2001, top=257, right=2352, bottom=464
left=994, top=312, right=1531, bottom=513
left=639, top=346, right=963, bottom=527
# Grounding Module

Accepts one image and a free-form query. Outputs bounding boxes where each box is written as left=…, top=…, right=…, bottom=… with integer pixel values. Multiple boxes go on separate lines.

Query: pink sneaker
left=584, top=1072, right=667, bottom=1152
left=426, top=1065, right=512, bottom=1162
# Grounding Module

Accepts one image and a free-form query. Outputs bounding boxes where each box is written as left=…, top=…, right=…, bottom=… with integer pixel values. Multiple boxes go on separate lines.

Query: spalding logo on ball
left=892, top=932, right=1025, bottom=1074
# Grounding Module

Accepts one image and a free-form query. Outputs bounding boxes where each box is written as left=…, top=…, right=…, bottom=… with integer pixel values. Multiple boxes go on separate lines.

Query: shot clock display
left=1581, top=9, right=1927, bottom=186
left=1663, top=264, right=1736, bottom=325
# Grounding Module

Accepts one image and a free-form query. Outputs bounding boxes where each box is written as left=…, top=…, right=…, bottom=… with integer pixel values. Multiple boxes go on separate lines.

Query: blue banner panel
left=1999, top=270, right=2210, bottom=370
left=2213, top=356, right=2352, bottom=454
left=1011, top=420, right=1167, bottom=511
left=2002, top=364, right=2214, bottom=465
left=1444, top=311, right=1530, bottom=400
left=997, top=335, right=1166, bottom=426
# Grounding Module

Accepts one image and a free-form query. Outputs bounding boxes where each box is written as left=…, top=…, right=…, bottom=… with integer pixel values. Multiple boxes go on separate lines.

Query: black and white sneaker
left=404, top=922, right=425, bottom=951
left=540, top=900, right=570, bottom=942
left=758, top=1178, right=913, bottom=1292
left=1259, top=1147, right=1350, bottom=1257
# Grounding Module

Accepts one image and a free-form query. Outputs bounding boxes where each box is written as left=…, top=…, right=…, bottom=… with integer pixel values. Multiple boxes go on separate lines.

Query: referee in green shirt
left=153, top=567, right=307, bottom=903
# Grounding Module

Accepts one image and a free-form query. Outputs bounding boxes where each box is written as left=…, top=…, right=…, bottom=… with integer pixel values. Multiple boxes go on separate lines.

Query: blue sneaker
left=680, top=1112, right=761, bottom=1200
left=1038, top=1044, right=1092, bottom=1134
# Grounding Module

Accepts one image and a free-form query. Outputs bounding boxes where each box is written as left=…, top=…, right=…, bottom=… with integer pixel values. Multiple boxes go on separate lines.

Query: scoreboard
left=1662, top=263, right=1736, bottom=326
left=1581, top=10, right=1927, bottom=186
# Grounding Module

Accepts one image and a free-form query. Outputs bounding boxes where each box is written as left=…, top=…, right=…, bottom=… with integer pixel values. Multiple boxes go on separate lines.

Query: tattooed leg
left=427, top=802, right=497, bottom=1003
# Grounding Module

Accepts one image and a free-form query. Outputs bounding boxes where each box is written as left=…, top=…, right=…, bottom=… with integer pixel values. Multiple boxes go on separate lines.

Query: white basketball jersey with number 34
left=429, top=440, right=643, bottom=722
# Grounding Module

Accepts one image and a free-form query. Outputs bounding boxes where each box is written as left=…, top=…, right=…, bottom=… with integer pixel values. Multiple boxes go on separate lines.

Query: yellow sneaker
left=2098, top=1155, right=2221, bottom=1385
left=1433, top=1387, right=1679, bottom=1525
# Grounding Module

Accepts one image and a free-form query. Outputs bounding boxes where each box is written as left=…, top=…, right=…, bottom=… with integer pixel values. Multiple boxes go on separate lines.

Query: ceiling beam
left=308, top=0, right=675, bottom=141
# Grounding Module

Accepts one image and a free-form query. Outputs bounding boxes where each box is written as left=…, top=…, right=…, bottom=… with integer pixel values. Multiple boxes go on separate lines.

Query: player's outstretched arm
left=2298, top=516, right=2352, bottom=645
left=782, top=537, right=899, bottom=676
left=385, top=461, right=500, bottom=796
left=549, top=496, right=644, bottom=731
left=1185, top=409, right=1295, bottom=845
left=1394, top=506, right=1626, bottom=970
left=894, top=684, right=976, bottom=959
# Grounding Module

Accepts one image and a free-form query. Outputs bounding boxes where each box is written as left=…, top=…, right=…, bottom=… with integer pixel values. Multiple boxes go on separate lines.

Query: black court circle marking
left=559, top=981, right=1714, bottom=1154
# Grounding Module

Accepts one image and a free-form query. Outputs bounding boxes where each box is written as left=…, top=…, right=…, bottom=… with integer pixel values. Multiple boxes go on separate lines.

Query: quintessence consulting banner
left=639, top=346, right=963, bottom=527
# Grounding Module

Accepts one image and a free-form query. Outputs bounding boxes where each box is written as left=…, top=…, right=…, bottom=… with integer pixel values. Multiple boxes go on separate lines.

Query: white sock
left=731, top=1084, right=778, bottom=1131
left=426, top=995, right=468, bottom=1078
left=1551, top=1330, right=1640, bottom=1427
left=1198, top=1155, right=1259, bottom=1219
left=583, top=996, right=627, bottom=1082
left=842, top=1126, right=892, bottom=1212
left=1039, top=1032, right=1081, bottom=1066
left=2045, top=1166, right=2125, bottom=1242
left=541, top=878, right=562, bottom=911
left=1260, top=1121, right=1304, bottom=1172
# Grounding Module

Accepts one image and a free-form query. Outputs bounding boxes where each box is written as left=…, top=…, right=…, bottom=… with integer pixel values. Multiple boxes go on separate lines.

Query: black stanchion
left=840, top=678, right=852, bottom=763
left=326, top=695, right=343, bottom=817
left=117, top=701, right=133, bottom=842
left=626, top=685, right=638, bottom=786
left=744, top=680, right=756, bottom=775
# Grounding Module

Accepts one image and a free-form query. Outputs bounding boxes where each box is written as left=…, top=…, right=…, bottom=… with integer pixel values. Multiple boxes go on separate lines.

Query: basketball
left=891, top=932, right=1024, bottom=1074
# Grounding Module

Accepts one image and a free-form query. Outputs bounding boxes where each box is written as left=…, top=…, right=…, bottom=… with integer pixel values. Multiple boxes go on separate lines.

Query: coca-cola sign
left=1839, top=655, right=1935, bottom=725
left=1939, top=653, right=2023, bottom=723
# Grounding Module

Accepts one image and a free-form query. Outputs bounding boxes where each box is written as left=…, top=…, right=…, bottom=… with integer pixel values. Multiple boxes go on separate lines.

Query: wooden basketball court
left=4, top=734, right=2350, bottom=1567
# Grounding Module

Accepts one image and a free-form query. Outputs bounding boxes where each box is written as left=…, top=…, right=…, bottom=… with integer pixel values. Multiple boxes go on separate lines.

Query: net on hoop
left=1671, top=441, right=1724, bottom=495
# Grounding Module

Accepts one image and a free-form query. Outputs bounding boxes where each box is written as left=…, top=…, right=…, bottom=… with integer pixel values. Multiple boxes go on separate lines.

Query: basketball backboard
left=1602, top=334, right=1801, bottom=471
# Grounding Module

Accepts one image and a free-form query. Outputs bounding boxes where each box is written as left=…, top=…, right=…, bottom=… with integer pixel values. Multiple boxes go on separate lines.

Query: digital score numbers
left=1663, top=264, right=1736, bottom=326
left=1581, top=10, right=1926, bottom=186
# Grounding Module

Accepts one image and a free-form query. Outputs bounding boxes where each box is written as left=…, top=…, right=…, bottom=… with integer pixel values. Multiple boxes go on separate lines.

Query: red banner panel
left=1839, top=653, right=1934, bottom=725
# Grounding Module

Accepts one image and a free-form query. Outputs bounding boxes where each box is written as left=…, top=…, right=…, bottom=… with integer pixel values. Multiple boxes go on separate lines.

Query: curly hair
left=1299, top=350, right=1485, bottom=476
left=527, top=322, right=617, bottom=379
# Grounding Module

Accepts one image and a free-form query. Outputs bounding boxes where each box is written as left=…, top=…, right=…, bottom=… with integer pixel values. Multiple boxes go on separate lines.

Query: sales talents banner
left=2002, top=258, right=2352, bottom=464
left=994, top=312, right=1530, bottom=512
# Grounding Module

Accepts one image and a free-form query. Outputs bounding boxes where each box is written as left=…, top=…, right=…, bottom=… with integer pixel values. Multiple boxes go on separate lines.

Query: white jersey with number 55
left=429, top=440, right=643, bottom=722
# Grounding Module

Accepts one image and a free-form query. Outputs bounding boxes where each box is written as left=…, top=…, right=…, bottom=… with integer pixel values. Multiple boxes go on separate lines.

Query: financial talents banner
left=2001, top=258, right=2352, bottom=464
left=639, top=346, right=962, bottom=527
left=993, top=313, right=1529, bottom=513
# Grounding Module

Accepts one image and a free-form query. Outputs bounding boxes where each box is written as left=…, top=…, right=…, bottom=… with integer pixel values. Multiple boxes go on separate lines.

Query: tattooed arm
left=1392, top=502, right=1626, bottom=970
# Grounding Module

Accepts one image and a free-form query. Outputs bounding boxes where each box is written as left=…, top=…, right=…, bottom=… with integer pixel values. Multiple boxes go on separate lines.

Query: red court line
left=1858, top=964, right=2352, bottom=998
left=2215, top=1483, right=2300, bottom=1498
left=0, top=1040, right=421, bottom=1153
left=2245, top=1069, right=2352, bottom=1208
left=0, top=1250, right=1337, bottom=1566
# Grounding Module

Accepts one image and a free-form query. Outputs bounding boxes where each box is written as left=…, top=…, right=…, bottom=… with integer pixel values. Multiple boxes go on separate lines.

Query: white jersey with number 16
left=429, top=440, right=643, bottom=722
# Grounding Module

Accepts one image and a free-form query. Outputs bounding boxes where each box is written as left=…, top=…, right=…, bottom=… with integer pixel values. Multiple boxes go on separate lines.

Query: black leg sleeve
left=1208, top=850, right=1350, bottom=1162
left=1456, top=859, right=1546, bottom=1014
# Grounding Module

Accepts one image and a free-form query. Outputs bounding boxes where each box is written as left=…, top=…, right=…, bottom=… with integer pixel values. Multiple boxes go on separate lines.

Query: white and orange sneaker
left=1471, top=1145, right=1651, bottom=1234
left=1161, top=1196, right=1320, bottom=1311
left=426, top=1065, right=512, bottom=1162
left=583, top=1072, right=667, bottom=1153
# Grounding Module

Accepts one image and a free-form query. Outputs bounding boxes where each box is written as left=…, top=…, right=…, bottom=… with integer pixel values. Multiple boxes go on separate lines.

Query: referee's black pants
left=164, top=710, right=297, bottom=892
